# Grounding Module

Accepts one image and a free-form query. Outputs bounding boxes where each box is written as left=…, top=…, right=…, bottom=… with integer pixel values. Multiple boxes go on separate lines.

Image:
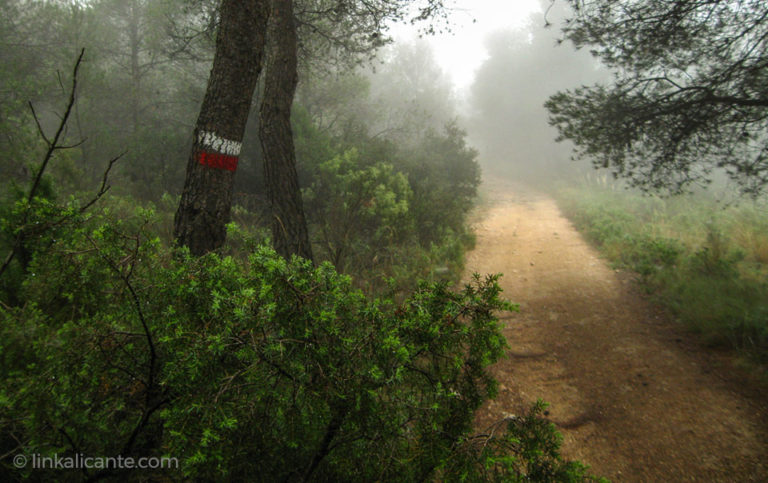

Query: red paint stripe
left=198, top=151, right=238, bottom=171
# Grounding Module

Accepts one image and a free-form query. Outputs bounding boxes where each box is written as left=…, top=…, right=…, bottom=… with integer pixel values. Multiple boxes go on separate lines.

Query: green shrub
left=303, top=148, right=413, bottom=273
left=443, top=400, right=603, bottom=482
left=1, top=198, right=596, bottom=481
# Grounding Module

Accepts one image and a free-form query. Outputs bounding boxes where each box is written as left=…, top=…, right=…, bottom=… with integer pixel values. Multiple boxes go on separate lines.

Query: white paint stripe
left=198, top=130, right=242, bottom=156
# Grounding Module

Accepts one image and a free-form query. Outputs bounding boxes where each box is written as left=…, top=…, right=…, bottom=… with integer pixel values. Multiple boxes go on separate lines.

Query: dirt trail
left=464, top=179, right=768, bottom=481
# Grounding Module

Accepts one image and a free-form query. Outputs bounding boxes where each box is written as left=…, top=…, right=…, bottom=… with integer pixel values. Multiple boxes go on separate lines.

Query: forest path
left=464, top=178, right=768, bottom=481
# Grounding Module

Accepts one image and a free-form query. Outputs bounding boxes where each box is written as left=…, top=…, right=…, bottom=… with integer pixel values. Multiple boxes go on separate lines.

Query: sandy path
left=464, top=180, right=768, bottom=481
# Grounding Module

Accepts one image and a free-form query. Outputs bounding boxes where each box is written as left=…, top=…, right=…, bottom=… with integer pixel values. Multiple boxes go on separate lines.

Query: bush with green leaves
left=0, top=200, right=596, bottom=481
left=403, top=122, right=481, bottom=247
left=302, top=149, right=413, bottom=272
left=295, top=117, right=481, bottom=290
left=444, top=400, right=601, bottom=482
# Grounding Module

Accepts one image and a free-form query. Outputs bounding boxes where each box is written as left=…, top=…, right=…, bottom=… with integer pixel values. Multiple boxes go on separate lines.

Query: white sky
left=389, top=0, right=542, bottom=90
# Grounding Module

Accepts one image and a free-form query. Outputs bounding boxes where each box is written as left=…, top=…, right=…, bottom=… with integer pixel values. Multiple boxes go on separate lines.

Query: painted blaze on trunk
left=174, top=0, right=269, bottom=256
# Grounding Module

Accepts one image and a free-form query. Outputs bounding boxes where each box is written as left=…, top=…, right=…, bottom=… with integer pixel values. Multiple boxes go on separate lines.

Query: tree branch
left=27, top=48, right=85, bottom=205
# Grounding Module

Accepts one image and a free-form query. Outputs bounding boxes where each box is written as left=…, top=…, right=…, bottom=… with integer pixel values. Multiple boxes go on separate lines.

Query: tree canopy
left=545, top=0, right=768, bottom=195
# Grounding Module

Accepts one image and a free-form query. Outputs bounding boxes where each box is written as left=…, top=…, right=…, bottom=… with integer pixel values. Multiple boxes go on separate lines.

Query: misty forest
left=1, top=0, right=767, bottom=481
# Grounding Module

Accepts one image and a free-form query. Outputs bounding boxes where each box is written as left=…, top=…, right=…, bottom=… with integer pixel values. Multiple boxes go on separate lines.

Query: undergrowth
left=556, top=185, right=768, bottom=367
left=0, top=188, right=601, bottom=480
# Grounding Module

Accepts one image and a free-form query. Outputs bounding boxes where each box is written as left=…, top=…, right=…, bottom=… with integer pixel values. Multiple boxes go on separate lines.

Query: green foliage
left=0, top=0, right=208, bottom=201
left=0, top=3, right=599, bottom=479
left=568, top=199, right=683, bottom=280
left=291, top=74, right=481, bottom=289
left=547, top=0, right=768, bottom=196
left=405, top=122, right=481, bottom=246
left=1, top=0, right=481, bottom=294
left=0, top=180, right=601, bottom=480
left=557, top=186, right=768, bottom=364
left=0, top=174, right=80, bottom=304
left=0, top=188, right=592, bottom=481
left=303, top=148, right=413, bottom=272
left=157, top=255, right=513, bottom=480
left=444, top=400, right=604, bottom=482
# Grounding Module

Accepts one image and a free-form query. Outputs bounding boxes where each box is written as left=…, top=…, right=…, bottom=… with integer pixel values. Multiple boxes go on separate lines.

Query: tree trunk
left=128, top=0, right=141, bottom=135
left=259, top=0, right=314, bottom=262
left=174, top=0, right=269, bottom=255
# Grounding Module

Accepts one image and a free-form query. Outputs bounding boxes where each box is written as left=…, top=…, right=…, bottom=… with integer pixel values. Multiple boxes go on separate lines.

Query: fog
left=465, top=2, right=607, bottom=186
left=388, top=1, right=608, bottom=188
left=2, top=2, right=767, bottom=480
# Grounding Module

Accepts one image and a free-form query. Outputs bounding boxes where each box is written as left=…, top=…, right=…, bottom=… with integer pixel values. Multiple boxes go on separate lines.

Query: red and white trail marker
left=197, top=130, right=242, bottom=172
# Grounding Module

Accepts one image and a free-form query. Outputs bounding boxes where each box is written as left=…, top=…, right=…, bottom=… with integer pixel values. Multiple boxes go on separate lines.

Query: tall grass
left=555, top=185, right=768, bottom=365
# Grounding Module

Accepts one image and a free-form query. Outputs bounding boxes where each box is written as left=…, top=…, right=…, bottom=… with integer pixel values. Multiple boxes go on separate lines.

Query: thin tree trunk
left=259, top=0, right=313, bottom=262
left=129, top=0, right=141, bottom=136
left=174, top=0, right=269, bottom=255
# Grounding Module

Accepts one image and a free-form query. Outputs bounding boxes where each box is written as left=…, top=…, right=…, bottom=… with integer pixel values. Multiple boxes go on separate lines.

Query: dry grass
left=555, top=184, right=768, bottom=363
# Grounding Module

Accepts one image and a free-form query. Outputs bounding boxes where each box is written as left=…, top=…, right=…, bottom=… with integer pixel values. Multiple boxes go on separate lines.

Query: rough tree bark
left=174, top=0, right=269, bottom=255
left=259, top=0, right=314, bottom=262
